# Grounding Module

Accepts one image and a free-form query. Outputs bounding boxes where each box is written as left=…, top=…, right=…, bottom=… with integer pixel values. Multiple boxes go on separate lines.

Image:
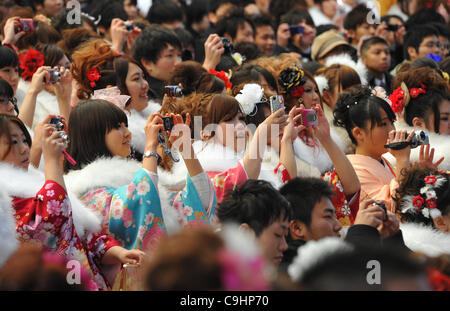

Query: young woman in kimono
left=63, top=99, right=216, bottom=250
left=0, top=114, right=144, bottom=290
left=334, top=86, right=444, bottom=212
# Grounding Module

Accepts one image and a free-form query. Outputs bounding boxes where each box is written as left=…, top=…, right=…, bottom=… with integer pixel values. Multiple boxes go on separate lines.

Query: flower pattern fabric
left=13, top=181, right=120, bottom=291
left=80, top=169, right=167, bottom=252
left=206, top=162, right=249, bottom=203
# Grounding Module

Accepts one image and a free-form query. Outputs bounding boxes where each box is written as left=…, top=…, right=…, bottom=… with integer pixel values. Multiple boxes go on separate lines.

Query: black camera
left=124, top=21, right=134, bottom=33
left=221, top=37, right=233, bottom=55
left=386, top=24, right=399, bottom=32
left=165, top=86, right=183, bottom=97
left=162, top=116, right=174, bottom=131
left=374, top=202, right=388, bottom=221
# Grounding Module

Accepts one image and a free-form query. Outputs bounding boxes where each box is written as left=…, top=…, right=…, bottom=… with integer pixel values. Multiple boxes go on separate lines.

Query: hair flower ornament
left=389, top=82, right=426, bottom=116
left=401, top=174, right=446, bottom=219
left=278, top=64, right=307, bottom=104
left=18, top=49, right=44, bottom=81
left=209, top=69, right=232, bottom=89
left=235, top=83, right=265, bottom=116
left=87, top=67, right=101, bottom=88
left=231, top=52, right=245, bottom=66
left=91, top=87, right=130, bottom=110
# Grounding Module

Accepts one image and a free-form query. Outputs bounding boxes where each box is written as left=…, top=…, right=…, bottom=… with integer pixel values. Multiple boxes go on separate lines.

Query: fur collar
left=0, top=187, right=19, bottom=268
left=127, top=102, right=162, bottom=154
left=293, top=137, right=334, bottom=174
left=400, top=222, right=450, bottom=256
left=193, top=140, right=245, bottom=173
left=382, top=120, right=450, bottom=170
left=0, top=163, right=101, bottom=238
left=324, top=54, right=368, bottom=85
left=323, top=104, right=355, bottom=154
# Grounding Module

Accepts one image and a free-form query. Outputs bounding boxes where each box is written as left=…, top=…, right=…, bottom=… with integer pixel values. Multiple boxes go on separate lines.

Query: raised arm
left=42, top=125, right=67, bottom=190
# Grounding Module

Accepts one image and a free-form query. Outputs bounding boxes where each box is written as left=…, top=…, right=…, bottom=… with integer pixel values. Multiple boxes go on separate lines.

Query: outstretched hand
left=417, top=144, right=444, bottom=170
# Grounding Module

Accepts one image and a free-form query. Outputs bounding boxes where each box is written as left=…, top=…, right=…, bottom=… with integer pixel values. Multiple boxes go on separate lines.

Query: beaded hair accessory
left=278, top=64, right=307, bottom=104
left=401, top=174, right=448, bottom=219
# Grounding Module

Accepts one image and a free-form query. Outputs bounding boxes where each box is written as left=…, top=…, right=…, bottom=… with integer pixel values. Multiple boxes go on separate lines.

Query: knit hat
left=311, top=30, right=352, bottom=61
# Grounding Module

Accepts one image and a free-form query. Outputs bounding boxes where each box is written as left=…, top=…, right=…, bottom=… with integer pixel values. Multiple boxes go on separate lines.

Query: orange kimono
left=347, top=154, right=398, bottom=212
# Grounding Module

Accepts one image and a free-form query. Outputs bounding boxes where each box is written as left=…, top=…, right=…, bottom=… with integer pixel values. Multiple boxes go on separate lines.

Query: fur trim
left=315, top=75, right=329, bottom=96
left=127, top=102, right=161, bottom=154
left=221, top=223, right=262, bottom=259
left=64, top=156, right=183, bottom=236
left=0, top=163, right=101, bottom=238
left=0, top=187, right=19, bottom=268
left=193, top=140, right=245, bottom=173
left=325, top=54, right=368, bottom=85
left=382, top=120, right=450, bottom=170
left=288, top=237, right=353, bottom=282
left=400, top=222, right=450, bottom=256
left=293, top=138, right=334, bottom=174
left=323, top=104, right=355, bottom=154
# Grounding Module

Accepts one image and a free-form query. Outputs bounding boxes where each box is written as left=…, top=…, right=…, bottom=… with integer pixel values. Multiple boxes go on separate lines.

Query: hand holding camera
left=144, top=113, right=164, bottom=151
left=203, top=34, right=225, bottom=71
left=2, top=17, right=29, bottom=46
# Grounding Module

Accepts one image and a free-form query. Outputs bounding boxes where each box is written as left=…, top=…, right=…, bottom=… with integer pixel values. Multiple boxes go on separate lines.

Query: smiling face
left=104, top=122, right=132, bottom=158
left=125, top=63, right=149, bottom=112
left=213, top=112, right=247, bottom=153
left=257, top=217, right=289, bottom=267
left=301, top=78, right=320, bottom=109
left=0, top=121, right=30, bottom=170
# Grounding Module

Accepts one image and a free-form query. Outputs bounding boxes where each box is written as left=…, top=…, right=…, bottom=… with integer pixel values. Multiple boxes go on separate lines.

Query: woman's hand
left=110, top=18, right=128, bottom=53
left=42, top=125, right=66, bottom=163
left=386, top=130, right=414, bottom=161
left=417, top=144, right=444, bottom=170
left=260, top=108, right=288, bottom=142
left=2, top=17, right=26, bottom=46
left=49, top=67, right=72, bottom=99
left=312, top=103, right=331, bottom=143
left=102, top=246, right=146, bottom=265
left=144, top=113, right=164, bottom=152
left=282, top=106, right=305, bottom=143
left=29, top=66, right=51, bottom=95
left=202, top=34, right=224, bottom=71
left=126, top=22, right=142, bottom=54
left=168, top=113, right=192, bottom=156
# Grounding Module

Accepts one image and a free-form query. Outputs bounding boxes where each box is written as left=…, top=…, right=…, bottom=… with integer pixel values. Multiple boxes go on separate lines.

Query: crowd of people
left=0, top=0, right=449, bottom=291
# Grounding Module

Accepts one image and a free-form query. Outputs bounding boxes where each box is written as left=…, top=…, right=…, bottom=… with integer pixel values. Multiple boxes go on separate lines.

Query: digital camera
left=16, top=19, right=35, bottom=33
left=374, top=202, right=388, bottom=221
left=221, top=37, right=233, bottom=55
left=50, top=117, right=69, bottom=143
left=408, top=130, right=429, bottom=149
left=124, top=21, right=134, bottom=33
left=289, top=25, right=305, bottom=35
left=46, top=69, right=61, bottom=84
left=269, top=95, right=285, bottom=114
left=165, top=85, right=184, bottom=97
left=301, top=109, right=318, bottom=127
left=386, top=24, right=399, bottom=32
left=162, top=116, right=174, bottom=131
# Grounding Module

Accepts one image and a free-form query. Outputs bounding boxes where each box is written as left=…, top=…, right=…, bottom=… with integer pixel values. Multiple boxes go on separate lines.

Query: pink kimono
left=347, top=154, right=398, bottom=212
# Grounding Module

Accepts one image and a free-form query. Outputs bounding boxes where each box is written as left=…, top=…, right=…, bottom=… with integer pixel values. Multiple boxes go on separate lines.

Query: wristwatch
left=143, top=150, right=161, bottom=165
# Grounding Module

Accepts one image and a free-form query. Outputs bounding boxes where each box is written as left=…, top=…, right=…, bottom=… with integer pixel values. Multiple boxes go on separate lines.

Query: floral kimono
left=0, top=163, right=119, bottom=291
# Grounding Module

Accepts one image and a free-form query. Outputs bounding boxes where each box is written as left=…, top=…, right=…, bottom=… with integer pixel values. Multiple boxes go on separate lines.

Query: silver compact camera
left=408, top=130, right=429, bottom=149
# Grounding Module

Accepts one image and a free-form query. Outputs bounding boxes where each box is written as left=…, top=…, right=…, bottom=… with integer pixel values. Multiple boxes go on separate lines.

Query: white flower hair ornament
left=401, top=174, right=448, bottom=219
left=314, top=75, right=329, bottom=96
left=235, top=83, right=265, bottom=117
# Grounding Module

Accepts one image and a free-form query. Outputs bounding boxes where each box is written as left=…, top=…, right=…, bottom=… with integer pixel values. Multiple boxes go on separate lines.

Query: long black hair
left=0, top=78, right=18, bottom=115
left=0, top=46, right=19, bottom=69
left=333, top=85, right=396, bottom=145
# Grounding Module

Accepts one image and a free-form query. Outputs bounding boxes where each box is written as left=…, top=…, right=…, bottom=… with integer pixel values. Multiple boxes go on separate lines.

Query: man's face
left=255, top=25, right=275, bottom=56
left=439, top=35, right=449, bottom=58
left=386, top=17, right=405, bottom=46
left=234, top=22, right=254, bottom=44
left=302, top=197, right=342, bottom=241
left=142, top=44, right=181, bottom=82
left=362, top=43, right=391, bottom=74
left=409, top=35, right=440, bottom=61
left=257, top=218, right=289, bottom=267
left=354, top=23, right=375, bottom=45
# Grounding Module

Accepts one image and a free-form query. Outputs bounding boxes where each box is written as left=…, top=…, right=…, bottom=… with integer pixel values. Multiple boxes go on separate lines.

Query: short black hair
left=333, top=85, right=396, bottom=145
left=133, top=25, right=182, bottom=64
left=380, top=14, right=404, bottom=25
left=187, top=0, right=209, bottom=27
left=251, top=14, right=274, bottom=31
left=146, top=0, right=184, bottom=25
left=88, top=0, right=128, bottom=31
left=360, top=37, right=389, bottom=57
left=217, top=179, right=293, bottom=236
left=280, top=8, right=315, bottom=27
left=405, top=8, right=446, bottom=30
left=215, top=8, right=255, bottom=40
left=343, top=4, right=370, bottom=31
left=403, top=25, right=439, bottom=60
left=316, top=24, right=338, bottom=37
left=233, top=42, right=263, bottom=62
left=0, top=45, right=19, bottom=69
left=429, top=22, right=450, bottom=41
left=279, top=177, right=334, bottom=227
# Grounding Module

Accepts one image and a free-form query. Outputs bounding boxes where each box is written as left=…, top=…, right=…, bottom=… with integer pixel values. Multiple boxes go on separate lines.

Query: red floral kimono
left=13, top=180, right=120, bottom=291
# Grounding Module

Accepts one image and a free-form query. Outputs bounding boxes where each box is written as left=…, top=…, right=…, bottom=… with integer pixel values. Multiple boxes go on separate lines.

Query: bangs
left=0, top=46, right=19, bottom=69
left=99, top=101, right=128, bottom=132
left=368, top=97, right=396, bottom=128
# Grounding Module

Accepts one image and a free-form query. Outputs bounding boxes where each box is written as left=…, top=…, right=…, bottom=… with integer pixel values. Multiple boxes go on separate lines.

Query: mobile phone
left=301, top=109, right=318, bottom=127
left=162, top=116, right=174, bottom=131
left=289, top=25, right=304, bottom=35
left=164, top=86, right=183, bottom=97
left=269, top=95, right=285, bottom=114
left=16, top=18, right=35, bottom=33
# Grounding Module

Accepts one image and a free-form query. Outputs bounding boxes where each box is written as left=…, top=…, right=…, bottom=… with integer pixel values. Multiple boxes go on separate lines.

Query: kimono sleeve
left=108, top=169, right=167, bottom=251
left=209, top=161, right=248, bottom=203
